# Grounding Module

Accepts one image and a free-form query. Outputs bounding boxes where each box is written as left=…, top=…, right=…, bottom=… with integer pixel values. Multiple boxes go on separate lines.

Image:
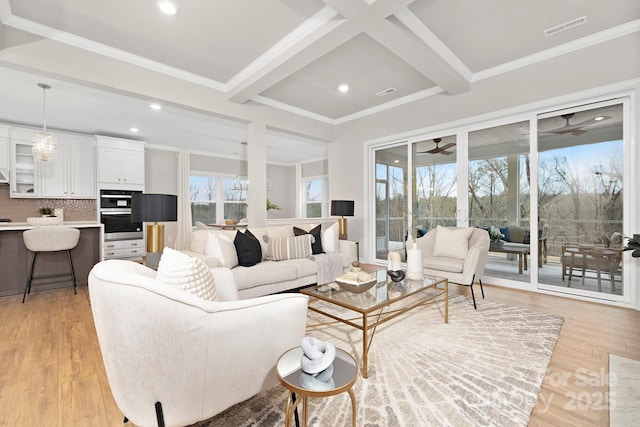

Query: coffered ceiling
left=0, top=0, right=638, bottom=160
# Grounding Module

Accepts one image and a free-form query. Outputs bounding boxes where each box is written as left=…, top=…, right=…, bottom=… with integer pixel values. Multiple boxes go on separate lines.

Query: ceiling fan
left=541, top=113, right=610, bottom=136
left=419, top=138, right=456, bottom=155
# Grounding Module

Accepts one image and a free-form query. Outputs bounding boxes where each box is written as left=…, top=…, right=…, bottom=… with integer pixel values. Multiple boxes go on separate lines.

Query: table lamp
left=131, top=193, right=178, bottom=269
left=331, top=200, right=354, bottom=240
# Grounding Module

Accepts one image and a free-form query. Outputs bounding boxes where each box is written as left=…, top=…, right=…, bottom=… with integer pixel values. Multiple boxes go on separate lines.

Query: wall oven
left=99, top=189, right=143, bottom=241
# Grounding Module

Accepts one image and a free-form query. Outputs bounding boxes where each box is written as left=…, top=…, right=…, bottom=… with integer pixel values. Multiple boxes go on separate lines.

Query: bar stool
left=22, top=226, right=80, bottom=303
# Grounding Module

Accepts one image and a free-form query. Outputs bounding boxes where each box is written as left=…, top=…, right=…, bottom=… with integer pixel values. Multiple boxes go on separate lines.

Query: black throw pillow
left=293, top=225, right=323, bottom=255
left=234, top=229, right=262, bottom=267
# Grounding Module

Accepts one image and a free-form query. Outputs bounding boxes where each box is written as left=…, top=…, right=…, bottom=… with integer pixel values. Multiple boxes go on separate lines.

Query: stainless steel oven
left=99, top=190, right=143, bottom=241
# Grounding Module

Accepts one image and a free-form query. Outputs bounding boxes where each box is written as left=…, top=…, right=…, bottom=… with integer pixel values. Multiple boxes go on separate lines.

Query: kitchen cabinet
left=10, top=141, right=38, bottom=198
left=103, top=238, right=145, bottom=260
left=0, top=126, right=9, bottom=182
left=96, top=136, right=145, bottom=190
left=40, top=136, right=96, bottom=199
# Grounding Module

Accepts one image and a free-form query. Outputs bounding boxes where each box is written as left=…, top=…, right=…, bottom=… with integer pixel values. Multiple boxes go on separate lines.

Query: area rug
left=609, top=354, right=640, bottom=426
left=194, top=296, right=563, bottom=427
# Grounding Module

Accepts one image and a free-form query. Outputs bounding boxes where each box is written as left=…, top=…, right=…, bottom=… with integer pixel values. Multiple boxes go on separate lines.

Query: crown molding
left=2, top=13, right=227, bottom=92
left=473, top=19, right=640, bottom=83
left=252, top=95, right=337, bottom=124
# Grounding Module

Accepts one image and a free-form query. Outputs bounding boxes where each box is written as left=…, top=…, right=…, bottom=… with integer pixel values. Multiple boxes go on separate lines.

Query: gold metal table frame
left=301, top=273, right=448, bottom=378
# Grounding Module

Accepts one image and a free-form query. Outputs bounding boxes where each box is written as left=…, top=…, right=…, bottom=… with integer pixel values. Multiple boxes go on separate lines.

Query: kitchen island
left=0, top=222, right=103, bottom=298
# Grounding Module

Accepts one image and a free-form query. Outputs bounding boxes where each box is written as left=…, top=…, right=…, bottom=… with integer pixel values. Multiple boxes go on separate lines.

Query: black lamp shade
left=131, top=194, right=178, bottom=222
left=331, top=200, right=354, bottom=217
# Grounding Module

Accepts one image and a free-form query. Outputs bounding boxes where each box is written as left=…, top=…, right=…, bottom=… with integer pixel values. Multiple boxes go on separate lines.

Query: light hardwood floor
left=1, top=283, right=638, bottom=426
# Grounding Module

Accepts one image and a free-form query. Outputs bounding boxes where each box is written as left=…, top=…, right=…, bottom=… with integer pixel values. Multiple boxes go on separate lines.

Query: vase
left=490, top=240, right=504, bottom=249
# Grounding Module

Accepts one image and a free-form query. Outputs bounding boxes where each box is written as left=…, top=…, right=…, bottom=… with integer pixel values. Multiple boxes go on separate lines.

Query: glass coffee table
left=301, top=267, right=448, bottom=378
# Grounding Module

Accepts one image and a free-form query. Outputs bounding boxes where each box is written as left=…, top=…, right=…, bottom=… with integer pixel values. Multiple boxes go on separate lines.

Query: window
left=190, top=175, right=216, bottom=225
left=189, top=173, right=248, bottom=226
left=223, top=178, right=247, bottom=221
left=303, top=176, right=325, bottom=218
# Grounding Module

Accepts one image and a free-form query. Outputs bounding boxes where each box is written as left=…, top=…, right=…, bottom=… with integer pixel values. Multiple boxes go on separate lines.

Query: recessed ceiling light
left=149, top=103, right=162, bottom=111
left=157, top=0, right=178, bottom=15
left=130, top=127, right=139, bottom=133
left=394, top=159, right=400, bottom=163
left=338, top=84, right=349, bottom=93
left=594, top=116, right=605, bottom=121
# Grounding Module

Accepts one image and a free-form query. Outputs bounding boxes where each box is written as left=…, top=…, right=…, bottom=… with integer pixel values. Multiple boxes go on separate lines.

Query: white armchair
left=412, top=227, right=490, bottom=309
left=88, top=260, right=308, bottom=427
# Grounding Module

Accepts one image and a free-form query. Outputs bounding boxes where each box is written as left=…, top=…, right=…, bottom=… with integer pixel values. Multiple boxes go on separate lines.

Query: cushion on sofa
left=191, top=229, right=215, bottom=254
left=247, top=227, right=269, bottom=260
left=268, top=234, right=313, bottom=261
left=234, top=229, right=262, bottom=267
left=321, top=222, right=340, bottom=253
left=423, top=256, right=465, bottom=273
left=156, top=247, right=219, bottom=301
left=231, top=261, right=299, bottom=291
left=204, top=232, right=238, bottom=268
left=432, top=226, right=473, bottom=260
left=293, top=225, right=323, bottom=254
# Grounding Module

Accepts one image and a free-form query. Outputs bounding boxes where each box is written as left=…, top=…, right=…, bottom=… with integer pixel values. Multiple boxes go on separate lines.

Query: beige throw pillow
left=156, top=247, right=219, bottom=301
left=432, top=226, right=473, bottom=260
left=268, top=234, right=313, bottom=261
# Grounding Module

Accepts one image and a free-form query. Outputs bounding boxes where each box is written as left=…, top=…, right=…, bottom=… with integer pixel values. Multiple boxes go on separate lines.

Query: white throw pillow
left=432, top=226, right=473, bottom=260
left=156, top=247, right=219, bottom=301
left=322, top=222, right=340, bottom=253
left=204, top=232, right=239, bottom=268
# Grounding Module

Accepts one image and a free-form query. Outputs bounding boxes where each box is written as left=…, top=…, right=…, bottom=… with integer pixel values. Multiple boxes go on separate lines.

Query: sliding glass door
left=468, top=121, right=531, bottom=283
left=370, top=96, right=630, bottom=303
left=537, top=101, right=625, bottom=298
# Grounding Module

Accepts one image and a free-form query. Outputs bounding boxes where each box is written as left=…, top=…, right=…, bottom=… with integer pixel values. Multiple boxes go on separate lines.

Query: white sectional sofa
left=182, top=221, right=358, bottom=298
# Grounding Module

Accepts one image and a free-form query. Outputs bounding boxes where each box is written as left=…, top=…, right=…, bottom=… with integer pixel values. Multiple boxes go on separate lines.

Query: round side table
left=277, top=346, right=358, bottom=427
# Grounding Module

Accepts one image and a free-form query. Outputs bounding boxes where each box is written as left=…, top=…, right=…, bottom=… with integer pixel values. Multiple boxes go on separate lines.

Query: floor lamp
left=131, top=193, right=178, bottom=269
left=331, top=200, right=354, bottom=240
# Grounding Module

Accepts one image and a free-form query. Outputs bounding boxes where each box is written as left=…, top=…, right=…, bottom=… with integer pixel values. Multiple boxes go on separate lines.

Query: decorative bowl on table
left=224, top=219, right=239, bottom=225
left=335, top=269, right=377, bottom=293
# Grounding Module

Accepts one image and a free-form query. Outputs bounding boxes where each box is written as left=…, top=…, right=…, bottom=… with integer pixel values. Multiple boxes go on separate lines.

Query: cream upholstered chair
left=412, top=226, right=490, bottom=309
left=22, top=226, right=80, bottom=303
left=88, top=260, right=308, bottom=427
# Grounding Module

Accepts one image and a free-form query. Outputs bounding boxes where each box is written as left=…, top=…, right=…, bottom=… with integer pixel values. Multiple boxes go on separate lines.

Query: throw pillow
left=204, top=232, right=239, bottom=268
left=293, top=225, right=323, bottom=254
left=268, top=234, right=313, bottom=261
left=234, top=229, right=262, bottom=267
left=321, top=222, right=340, bottom=253
left=156, top=247, right=218, bottom=301
left=432, top=226, right=473, bottom=260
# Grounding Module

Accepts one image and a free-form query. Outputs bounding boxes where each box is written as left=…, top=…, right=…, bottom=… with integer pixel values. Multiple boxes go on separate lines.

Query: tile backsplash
left=0, top=184, right=97, bottom=222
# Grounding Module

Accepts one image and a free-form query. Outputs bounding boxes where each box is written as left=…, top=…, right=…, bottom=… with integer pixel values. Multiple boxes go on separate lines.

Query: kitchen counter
left=0, top=222, right=104, bottom=298
left=0, top=221, right=102, bottom=231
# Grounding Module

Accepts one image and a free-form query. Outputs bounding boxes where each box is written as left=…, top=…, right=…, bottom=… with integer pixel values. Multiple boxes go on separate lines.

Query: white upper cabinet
left=0, top=125, right=9, bottom=182
left=9, top=127, right=39, bottom=198
left=96, top=136, right=145, bottom=190
left=39, top=134, right=96, bottom=198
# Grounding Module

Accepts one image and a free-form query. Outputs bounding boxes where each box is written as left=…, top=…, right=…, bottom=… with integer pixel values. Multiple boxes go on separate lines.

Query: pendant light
left=32, top=83, right=57, bottom=162
left=233, top=141, right=249, bottom=191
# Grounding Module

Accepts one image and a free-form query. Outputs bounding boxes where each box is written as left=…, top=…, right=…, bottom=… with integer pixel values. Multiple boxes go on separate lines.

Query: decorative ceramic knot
left=388, top=270, right=405, bottom=282
left=300, top=337, right=336, bottom=374
left=300, top=364, right=335, bottom=390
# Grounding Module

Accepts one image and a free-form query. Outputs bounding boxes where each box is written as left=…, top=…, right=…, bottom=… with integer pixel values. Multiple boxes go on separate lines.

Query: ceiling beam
left=229, top=0, right=469, bottom=105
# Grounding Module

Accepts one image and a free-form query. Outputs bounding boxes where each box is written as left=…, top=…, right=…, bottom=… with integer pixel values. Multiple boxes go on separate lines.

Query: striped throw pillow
left=432, top=226, right=473, bottom=260
left=268, top=234, right=314, bottom=261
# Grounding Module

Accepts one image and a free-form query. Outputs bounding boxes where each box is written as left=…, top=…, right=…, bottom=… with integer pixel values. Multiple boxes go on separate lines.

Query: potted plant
left=622, top=234, right=640, bottom=257
left=489, top=226, right=505, bottom=248
left=266, top=198, right=280, bottom=211
left=38, top=207, right=53, bottom=217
